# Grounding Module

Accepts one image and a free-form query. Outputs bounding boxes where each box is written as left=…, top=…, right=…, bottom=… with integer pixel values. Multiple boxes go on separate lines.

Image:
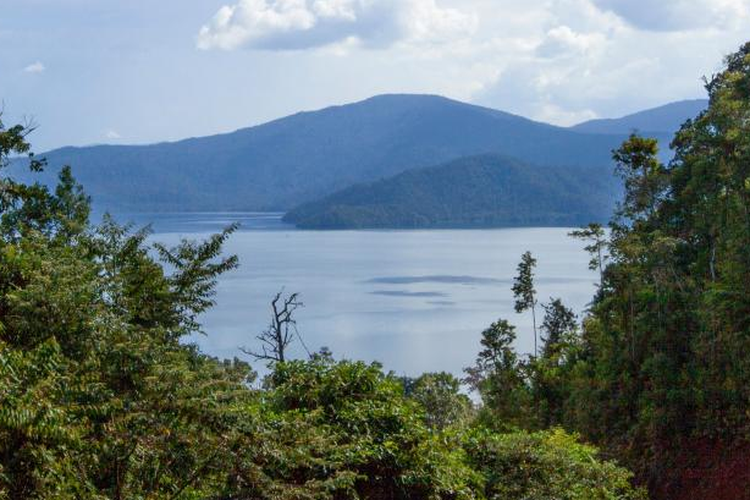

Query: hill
left=283, top=154, right=615, bottom=229
left=570, top=99, right=707, bottom=135
left=13, top=95, right=643, bottom=212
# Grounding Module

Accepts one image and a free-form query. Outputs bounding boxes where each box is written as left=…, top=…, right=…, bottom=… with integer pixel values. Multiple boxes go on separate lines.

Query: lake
left=121, top=212, right=599, bottom=378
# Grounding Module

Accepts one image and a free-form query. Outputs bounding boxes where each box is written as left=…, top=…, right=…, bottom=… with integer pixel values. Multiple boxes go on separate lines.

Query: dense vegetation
left=284, top=155, right=614, bottom=229
left=13, top=94, right=664, bottom=213
left=470, top=43, right=750, bottom=499
left=0, top=115, right=643, bottom=498
left=573, top=42, right=750, bottom=497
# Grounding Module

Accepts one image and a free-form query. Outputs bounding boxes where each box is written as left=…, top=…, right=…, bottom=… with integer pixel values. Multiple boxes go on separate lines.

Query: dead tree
left=242, top=290, right=304, bottom=364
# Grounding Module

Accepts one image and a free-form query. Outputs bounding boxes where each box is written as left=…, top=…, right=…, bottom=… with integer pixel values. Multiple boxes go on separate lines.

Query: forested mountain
left=284, top=154, right=615, bottom=228
left=15, top=95, right=651, bottom=212
left=570, top=99, right=707, bottom=135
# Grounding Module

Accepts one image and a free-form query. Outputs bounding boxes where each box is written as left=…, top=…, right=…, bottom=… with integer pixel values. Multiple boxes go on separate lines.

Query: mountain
left=283, top=154, right=615, bottom=229
left=570, top=99, right=707, bottom=135
left=13, top=94, right=643, bottom=212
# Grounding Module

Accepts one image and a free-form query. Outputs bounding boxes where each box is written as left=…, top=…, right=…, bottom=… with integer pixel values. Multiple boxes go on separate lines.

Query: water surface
left=121, top=213, right=598, bottom=378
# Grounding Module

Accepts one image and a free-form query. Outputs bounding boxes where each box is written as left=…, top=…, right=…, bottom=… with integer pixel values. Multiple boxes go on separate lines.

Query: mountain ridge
left=12, top=94, right=695, bottom=213
left=570, top=99, right=707, bottom=135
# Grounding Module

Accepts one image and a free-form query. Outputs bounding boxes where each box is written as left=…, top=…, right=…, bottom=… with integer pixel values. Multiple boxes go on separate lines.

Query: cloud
left=457, top=0, right=741, bottom=125
left=535, top=25, right=606, bottom=58
left=196, top=0, right=477, bottom=51
left=105, top=130, right=122, bottom=140
left=23, top=61, right=45, bottom=73
left=476, top=29, right=666, bottom=126
left=190, top=0, right=749, bottom=128
left=591, top=0, right=749, bottom=32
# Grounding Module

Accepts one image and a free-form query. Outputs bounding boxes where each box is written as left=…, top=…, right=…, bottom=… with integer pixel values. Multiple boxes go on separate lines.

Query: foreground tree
left=465, top=319, right=531, bottom=428
left=539, top=298, right=578, bottom=361
left=0, top=115, right=252, bottom=499
left=403, top=372, right=474, bottom=430
left=512, top=251, right=539, bottom=356
left=464, top=429, right=646, bottom=500
left=530, top=298, right=580, bottom=427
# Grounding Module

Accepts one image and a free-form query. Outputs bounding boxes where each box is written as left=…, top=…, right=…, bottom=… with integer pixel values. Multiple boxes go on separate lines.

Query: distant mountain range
left=570, top=99, right=707, bottom=135
left=12, top=94, right=705, bottom=227
left=284, top=154, right=613, bottom=229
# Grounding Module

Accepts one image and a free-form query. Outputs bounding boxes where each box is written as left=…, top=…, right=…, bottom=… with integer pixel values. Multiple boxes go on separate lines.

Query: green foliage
left=403, top=372, right=474, bottom=430
left=463, top=428, right=646, bottom=500
left=528, top=299, right=581, bottom=428
left=612, top=135, right=667, bottom=223
left=539, top=299, right=577, bottom=360
left=505, top=41, right=750, bottom=497
left=154, top=225, right=239, bottom=335
left=512, top=252, right=537, bottom=316
left=569, top=223, right=608, bottom=285
left=267, top=358, right=480, bottom=499
left=465, top=320, right=532, bottom=429
left=0, top=116, right=258, bottom=499
left=577, top=42, right=750, bottom=447
left=512, top=251, right=539, bottom=356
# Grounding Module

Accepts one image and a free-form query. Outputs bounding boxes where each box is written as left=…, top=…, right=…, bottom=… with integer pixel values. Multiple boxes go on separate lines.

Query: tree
left=154, top=225, right=239, bottom=337
left=529, top=298, right=579, bottom=427
left=242, top=290, right=304, bottom=364
left=403, top=372, right=474, bottom=430
left=463, top=429, right=646, bottom=500
left=266, top=358, right=480, bottom=499
left=512, top=251, right=539, bottom=356
left=612, top=134, right=668, bottom=225
left=540, top=298, right=578, bottom=361
left=0, top=115, right=256, bottom=498
left=569, top=223, right=608, bottom=287
left=550, top=41, right=750, bottom=499
left=465, top=319, right=530, bottom=428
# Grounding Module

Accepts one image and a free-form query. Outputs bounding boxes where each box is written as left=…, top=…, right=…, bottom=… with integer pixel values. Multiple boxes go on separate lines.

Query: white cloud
left=196, top=0, right=477, bottom=51
left=591, top=0, right=750, bottom=32
left=535, top=25, right=606, bottom=58
left=105, top=130, right=122, bottom=140
left=189, top=0, right=749, bottom=128
left=313, top=0, right=358, bottom=20
left=23, top=61, right=45, bottom=73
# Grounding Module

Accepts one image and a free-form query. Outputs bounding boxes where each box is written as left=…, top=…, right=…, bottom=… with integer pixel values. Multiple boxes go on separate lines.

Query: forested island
left=1, top=42, right=750, bottom=500
left=283, top=154, right=614, bottom=229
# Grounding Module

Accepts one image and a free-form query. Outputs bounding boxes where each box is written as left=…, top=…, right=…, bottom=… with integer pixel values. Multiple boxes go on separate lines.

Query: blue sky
left=2, top=0, right=749, bottom=151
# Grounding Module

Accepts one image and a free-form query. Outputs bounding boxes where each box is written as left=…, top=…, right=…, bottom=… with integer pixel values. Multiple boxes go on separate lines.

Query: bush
left=463, top=428, right=646, bottom=500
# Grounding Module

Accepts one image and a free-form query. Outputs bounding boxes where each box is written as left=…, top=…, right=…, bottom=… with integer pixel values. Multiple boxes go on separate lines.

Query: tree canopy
left=468, top=41, right=750, bottom=499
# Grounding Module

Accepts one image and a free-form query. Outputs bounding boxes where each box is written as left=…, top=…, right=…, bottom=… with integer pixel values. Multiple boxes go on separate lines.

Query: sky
left=1, top=0, right=749, bottom=151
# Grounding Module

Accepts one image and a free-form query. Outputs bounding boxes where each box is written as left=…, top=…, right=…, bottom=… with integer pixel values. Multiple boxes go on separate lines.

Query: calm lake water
left=120, top=212, right=598, bottom=378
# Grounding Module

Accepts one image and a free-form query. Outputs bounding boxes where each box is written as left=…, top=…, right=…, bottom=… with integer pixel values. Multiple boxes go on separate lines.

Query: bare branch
left=241, top=290, right=304, bottom=364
